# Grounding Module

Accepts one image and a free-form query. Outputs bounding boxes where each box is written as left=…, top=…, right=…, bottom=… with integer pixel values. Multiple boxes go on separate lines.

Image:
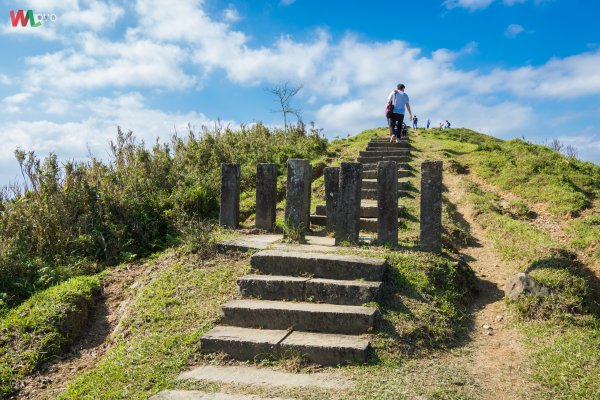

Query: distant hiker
left=413, top=115, right=418, bottom=129
left=386, top=83, right=413, bottom=143
left=439, top=122, right=444, bottom=129
left=446, top=120, right=451, bottom=129
left=426, top=119, right=431, bottom=129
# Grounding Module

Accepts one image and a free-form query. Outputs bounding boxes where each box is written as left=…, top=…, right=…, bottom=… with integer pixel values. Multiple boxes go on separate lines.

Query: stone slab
left=305, top=278, right=381, bottom=305
left=219, top=164, right=240, bottom=228
left=359, top=150, right=411, bottom=157
left=255, top=164, right=277, bottom=231
left=284, top=159, right=311, bottom=233
left=200, top=326, right=287, bottom=360
left=237, top=275, right=308, bottom=301
left=377, top=161, right=398, bottom=246
left=280, top=331, right=370, bottom=366
left=335, top=162, right=362, bottom=244
left=218, top=234, right=282, bottom=252
left=250, top=250, right=387, bottom=281
left=220, top=299, right=378, bottom=334
left=420, top=160, right=443, bottom=253
left=177, top=364, right=353, bottom=389
left=310, top=215, right=380, bottom=233
left=362, top=170, right=412, bottom=179
left=237, top=275, right=381, bottom=305
left=361, top=163, right=411, bottom=171
left=315, top=203, right=326, bottom=215
left=362, top=179, right=409, bottom=190
left=151, top=390, right=292, bottom=400
left=357, top=156, right=411, bottom=163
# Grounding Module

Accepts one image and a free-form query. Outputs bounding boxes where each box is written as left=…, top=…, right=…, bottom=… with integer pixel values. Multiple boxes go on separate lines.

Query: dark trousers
left=389, top=113, right=404, bottom=138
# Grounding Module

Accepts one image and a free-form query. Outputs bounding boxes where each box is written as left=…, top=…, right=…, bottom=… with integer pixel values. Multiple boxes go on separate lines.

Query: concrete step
left=362, top=169, right=412, bottom=179
left=176, top=365, right=354, bottom=390
left=361, top=162, right=411, bottom=171
left=315, top=204, right=326, bottom=215
left=369, top=137, right=407, bottom=142
left=151, top=390, right=292, bottom=400
left=281, top=330, right=369, bottom=365
left=357, top=156, right=411, bottom=163
left=220, top=300, right=378, bottom=334
left=310, top=214, right=377, bottom=231
left=250, top=250, right=387, bottom=281
left=201, top=325, right=288, bottom=362
left=361, top=188, right=410, bottom=200
left=367, top=142, right=410, bottom=149
left=237, top=274, right=381, bottom=305
left=359, top=150, right=411, bottom=157
left=362, top=178, right=408, bottom=190
left=315, top=203, right=404, bottom=218
left=200, top=326, right=369, bottom=366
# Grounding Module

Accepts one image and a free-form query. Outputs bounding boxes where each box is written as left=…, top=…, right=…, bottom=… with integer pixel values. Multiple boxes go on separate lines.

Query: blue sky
left=1, top=0, right=599, bottom=185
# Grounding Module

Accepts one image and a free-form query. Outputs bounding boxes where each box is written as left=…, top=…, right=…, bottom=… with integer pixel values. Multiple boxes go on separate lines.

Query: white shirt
left=388, top=90, right=409, bottom=115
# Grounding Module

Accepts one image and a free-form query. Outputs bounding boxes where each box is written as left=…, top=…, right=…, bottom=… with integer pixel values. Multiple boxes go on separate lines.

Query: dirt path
left=13, top=261, right=157, bottom=400
left=442, top=172, right=538, bottom=399
left=469, top=175, right=599, bottom=274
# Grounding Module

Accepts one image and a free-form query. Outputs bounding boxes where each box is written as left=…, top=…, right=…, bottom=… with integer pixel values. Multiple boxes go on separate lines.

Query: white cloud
left=443, top=0, right=494, bottom=11
left=2, top=1, right=124, bottom=41
left=445, top=0, right=542, bottom=11
left=0, top=74, right=10, bottom=85
left=2, top=92, right=33, bottom=113
left=60, top=2, right=125, bottom=31
left=223, top=5, right=241, bottom=23
left=555, top=133, right=600, bottom=162
left=505, top=23, right=524, bottom=38
left=24, top=33, right=195, bottom=94
left=40, top=98, right=70, bottom=115
left=0, top=92, right=228, bottom=185
left=1, top=22, right=59, bottom=41
left=471, top=50, right=600, bottom=99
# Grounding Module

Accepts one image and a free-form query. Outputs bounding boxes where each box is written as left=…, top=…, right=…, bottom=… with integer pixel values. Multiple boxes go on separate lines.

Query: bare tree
left=548, top=138, right=564, bottom=152
left=267, top=81, right=303, bottom=131
left=564, top=145, right=578, bottom=159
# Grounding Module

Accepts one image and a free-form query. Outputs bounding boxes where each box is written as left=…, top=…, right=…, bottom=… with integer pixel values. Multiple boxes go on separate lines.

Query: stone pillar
left=335, top=162, right=362, bottom=245
left=377, top=161, right=398, bottom=246
left=256, top=163, right=277, bottom=231
left=420, top=160, right=443, bottom=253
left=220, top=163, right=240, bottom=228
left=324, top=167, right=340, bottom=232
left=284, top=159, right=312, bottom=233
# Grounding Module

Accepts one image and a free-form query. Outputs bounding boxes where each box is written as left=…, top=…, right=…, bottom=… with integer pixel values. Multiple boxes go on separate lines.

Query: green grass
left=568, top=214, right=600, bottom=260
left=425, top=128, right=599, bottom=217
left=521, top=322, right=600, bottom=399
left=59, top=254, right=249, bottom=400
left=422, top=128, right=600, bottom=398
left=0, top=274, right=102, bottom=397
left=54, top=246, right=476, bottom=399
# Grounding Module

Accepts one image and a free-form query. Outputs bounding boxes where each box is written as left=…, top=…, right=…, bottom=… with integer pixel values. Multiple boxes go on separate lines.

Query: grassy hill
left=0, top=126, right=599, bottom=399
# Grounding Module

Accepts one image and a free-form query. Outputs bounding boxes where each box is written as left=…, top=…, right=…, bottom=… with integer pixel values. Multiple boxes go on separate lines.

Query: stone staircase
left=311, top=136, right=412, bottom=232
left=200, top=249, right=387, bottom=365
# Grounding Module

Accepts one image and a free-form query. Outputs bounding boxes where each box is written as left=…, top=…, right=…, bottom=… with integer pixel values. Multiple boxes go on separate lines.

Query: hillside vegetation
left=417, top=127, right=600, bottom=398
left=0, top=124, right=327, bottom=312
left=0, top=125, right=598, bottom=399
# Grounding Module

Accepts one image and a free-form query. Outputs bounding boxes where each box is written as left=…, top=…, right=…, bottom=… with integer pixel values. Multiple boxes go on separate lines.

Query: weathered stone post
left=420, top=160, right=443, bottom=252
left=377, top=161, right=398, bottom=245
left=256, top=163, right=277, bottom=231
left=284, top=159, right=312, bottom=234
left=335, top=162, right=362, bottom=245
left=324, top=167, right=340, bottom=232
left=220, top=163, right=240, bottom=228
